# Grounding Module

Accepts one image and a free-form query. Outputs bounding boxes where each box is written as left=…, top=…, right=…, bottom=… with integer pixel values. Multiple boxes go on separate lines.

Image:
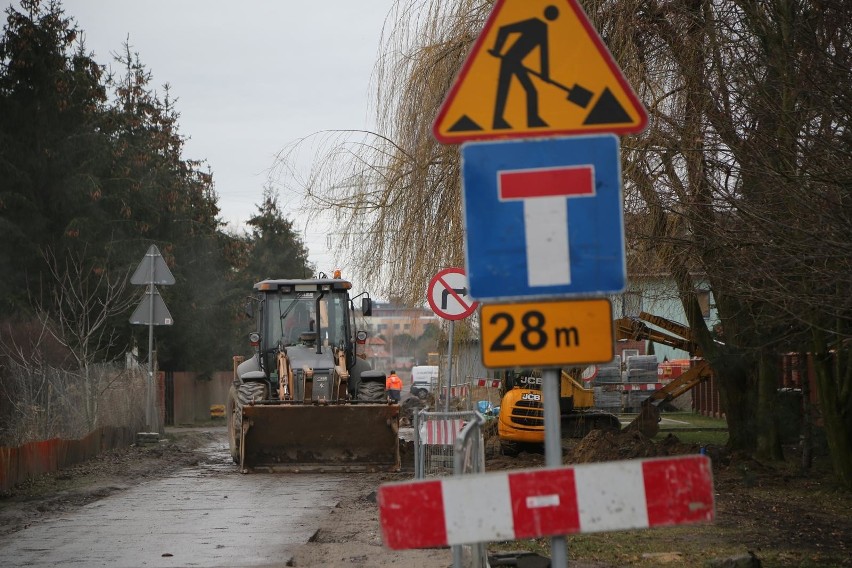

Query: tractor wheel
left=226, top=385, right=240, bottom=464
left=226, top=382, right=268, bottom=464
left=358, top=380, right=386, bottom=402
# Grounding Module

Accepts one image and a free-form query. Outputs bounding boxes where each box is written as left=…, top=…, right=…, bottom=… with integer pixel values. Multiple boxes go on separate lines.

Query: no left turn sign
left=427, top=268, right=479, bottom=321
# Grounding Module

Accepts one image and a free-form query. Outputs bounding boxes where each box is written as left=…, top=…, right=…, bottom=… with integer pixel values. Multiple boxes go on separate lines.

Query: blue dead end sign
left=462, top=134, right=625, bottom=301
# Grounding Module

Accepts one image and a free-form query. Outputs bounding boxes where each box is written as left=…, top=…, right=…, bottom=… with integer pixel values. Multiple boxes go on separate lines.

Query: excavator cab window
left=271, top=294, right=315, bottom=346
left=266, top=291, right=349, bottom=351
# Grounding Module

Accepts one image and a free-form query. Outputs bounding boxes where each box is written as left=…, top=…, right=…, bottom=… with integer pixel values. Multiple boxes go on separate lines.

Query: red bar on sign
left=642, top=456, right=715, bottom=526
left=508, top=468, right=581, bottom=538
left=499, top=165, right=595, bottom=200
left=378, top=480, right=447, bottom=549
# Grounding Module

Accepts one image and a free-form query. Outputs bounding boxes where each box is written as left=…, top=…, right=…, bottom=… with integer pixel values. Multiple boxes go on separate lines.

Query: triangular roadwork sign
left=433, top=0, right=648, bottom=144
left=129, top=286, right=174, bottom=326
left=130, top=245, right=175, bottom=286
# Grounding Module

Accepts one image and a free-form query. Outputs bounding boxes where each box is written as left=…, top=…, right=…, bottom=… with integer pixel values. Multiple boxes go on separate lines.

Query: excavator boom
left=623, top=360, right=713, bottom=437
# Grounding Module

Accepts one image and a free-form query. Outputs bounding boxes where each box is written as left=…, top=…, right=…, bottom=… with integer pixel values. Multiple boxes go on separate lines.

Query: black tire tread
left=357, top=380, right=386, bottom=402
left=227, top=382, right=268, bottom=464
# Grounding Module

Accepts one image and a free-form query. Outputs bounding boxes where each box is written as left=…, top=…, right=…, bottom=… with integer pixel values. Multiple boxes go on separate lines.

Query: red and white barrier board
left=600, top=383, right=662, bottom=392
left=439, top=385, right=471, bottom=398
left=621, top=383, right=662, bottom=391
left=378, top=455, right=714, bottom=549
left=473, top=378, right=502, bottom=388
left=420, top=419, right=466, bottom=445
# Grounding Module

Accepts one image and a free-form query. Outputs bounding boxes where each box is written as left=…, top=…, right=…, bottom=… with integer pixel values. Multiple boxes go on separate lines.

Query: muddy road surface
left=0, top=427, right=449, bottom=568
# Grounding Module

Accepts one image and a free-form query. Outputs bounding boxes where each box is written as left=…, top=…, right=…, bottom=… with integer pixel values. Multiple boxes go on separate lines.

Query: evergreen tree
left=100, top=46, right=245, bottom=373
left=0, top=1, right=247, bottom=371
left=0, top=0, right=109, bottom=314
left=244, top=186, right=311, bottom=281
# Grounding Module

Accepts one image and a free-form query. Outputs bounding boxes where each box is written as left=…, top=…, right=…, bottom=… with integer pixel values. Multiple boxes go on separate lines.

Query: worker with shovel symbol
left=489, top=5, right=594, bottom=130
left=488, top=5, right=559, bottom=129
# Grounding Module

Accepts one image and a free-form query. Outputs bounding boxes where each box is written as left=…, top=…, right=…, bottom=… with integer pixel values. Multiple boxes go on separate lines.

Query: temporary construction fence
left=452, top=413, right=488, bottom=568
left=437, top=381, right=473, bottom=411
left=414, top=410, right=473, bottom=478
left=412, top=409, right=488, bottom=568
left=413, top=409, right=488, bottom=480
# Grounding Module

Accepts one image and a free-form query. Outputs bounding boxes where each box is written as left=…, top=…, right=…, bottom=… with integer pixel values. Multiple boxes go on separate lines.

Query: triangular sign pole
left=129, top=245, right=175, bottom=434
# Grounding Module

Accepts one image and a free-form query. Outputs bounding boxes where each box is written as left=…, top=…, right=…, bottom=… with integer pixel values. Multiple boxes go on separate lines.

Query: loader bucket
left=240, top=403, right=400, bottom=473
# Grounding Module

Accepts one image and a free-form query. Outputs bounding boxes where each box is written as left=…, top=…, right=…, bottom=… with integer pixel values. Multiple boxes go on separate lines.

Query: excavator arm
left=615, top=312, right=713, bottom=437
left=623, top=360, right=713, bottom=437
left=614, top=314, right=703, bottom=357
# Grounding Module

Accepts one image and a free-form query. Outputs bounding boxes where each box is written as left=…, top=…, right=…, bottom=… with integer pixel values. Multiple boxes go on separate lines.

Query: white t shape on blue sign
left=461, top=134, right=626, bottom=302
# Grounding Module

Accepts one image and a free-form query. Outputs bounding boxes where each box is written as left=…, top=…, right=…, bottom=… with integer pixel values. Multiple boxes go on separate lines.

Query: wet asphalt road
left=0, top=437, right=348, bottom=568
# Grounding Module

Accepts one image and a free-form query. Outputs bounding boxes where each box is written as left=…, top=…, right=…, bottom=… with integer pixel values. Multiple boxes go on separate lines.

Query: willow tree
left=270, top=0, right=491, bottom=306
left=590, top=0, right=851, bottom=484
left=273, top=0, right=851, bottom=486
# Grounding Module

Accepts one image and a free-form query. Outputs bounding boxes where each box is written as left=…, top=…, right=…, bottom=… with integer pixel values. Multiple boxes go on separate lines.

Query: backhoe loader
left=227, top=275, right=399, bottom=472
left=497, top=312, right=713, bottom=451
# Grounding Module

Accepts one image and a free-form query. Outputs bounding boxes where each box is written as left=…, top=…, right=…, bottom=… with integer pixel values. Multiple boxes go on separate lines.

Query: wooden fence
left=0, top=426, right=136, bottom=494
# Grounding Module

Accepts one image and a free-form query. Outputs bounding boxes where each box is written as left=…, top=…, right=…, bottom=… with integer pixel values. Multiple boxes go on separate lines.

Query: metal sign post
left=542, top=368, right=568, bottom=566
left=129, top=245, right=175, bottom=434
left=445, top=321, right=455, bottom=414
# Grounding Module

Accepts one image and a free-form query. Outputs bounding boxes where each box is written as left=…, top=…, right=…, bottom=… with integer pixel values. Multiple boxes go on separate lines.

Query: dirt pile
left=568, top=429, right=700, bottom=464
left=484, top=427, right=702, bottom=470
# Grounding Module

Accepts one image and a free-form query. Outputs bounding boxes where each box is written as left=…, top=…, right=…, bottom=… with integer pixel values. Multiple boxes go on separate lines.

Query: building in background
left=367, top=303, right=439, bottom=338
left=364, top=303, right=440, bottom=370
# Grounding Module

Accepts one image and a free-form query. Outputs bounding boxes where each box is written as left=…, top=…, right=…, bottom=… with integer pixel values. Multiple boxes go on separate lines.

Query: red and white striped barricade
left=421, top=418, right=467, bottom=445
left=598, top=382, right=662, bottom=392
left=621, top=383, right=663, bottom=391
left=378, top=455, right=714, bottom=549
left=440, top=384, right=471, bottom=399
left=473, top=378, right=502, bottom=388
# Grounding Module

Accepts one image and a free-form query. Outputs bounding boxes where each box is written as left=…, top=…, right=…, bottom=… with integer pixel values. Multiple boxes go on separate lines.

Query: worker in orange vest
left=386, top=370, right=403, bottom=402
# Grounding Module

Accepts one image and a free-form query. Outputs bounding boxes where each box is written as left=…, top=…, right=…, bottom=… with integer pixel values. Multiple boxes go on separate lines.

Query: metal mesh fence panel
left=414, top=410, right=477, bottom=479
left=452, top=412, right=487, bottom=568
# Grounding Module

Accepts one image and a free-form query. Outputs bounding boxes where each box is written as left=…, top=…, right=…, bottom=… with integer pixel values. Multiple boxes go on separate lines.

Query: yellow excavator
left=497, top=367, right=622, bottom=455
left=226, top=274, right=400, bottom=473
left=497, top=312, right=713, bottom=452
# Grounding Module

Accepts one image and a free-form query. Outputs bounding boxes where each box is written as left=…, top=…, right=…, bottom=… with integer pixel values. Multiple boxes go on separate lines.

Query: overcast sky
left=13, top=0, right=396, bottom=272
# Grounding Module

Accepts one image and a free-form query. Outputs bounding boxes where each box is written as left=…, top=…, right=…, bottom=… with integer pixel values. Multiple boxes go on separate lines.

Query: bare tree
left=270, top=0, right=490, bottom=305
left=33, top=247, right=137, bottom=430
